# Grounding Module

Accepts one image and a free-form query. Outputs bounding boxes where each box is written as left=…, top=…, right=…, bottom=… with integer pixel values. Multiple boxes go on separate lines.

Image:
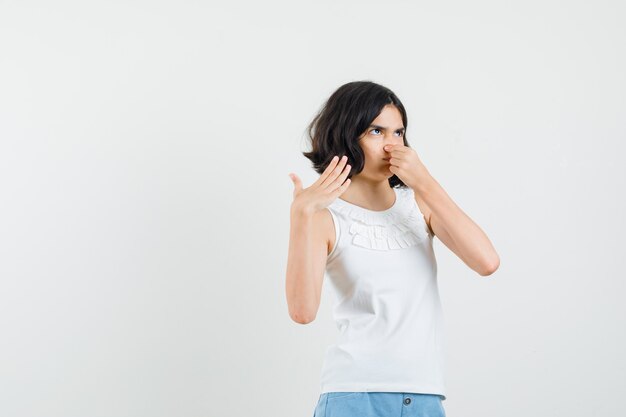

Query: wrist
left=291, top=201, right=316, bottom=218
left=410, top=171, right=435, bottom=195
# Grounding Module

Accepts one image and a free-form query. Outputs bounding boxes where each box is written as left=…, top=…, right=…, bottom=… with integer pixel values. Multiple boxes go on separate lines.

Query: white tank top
left=320, top=185, right=446, bottom=399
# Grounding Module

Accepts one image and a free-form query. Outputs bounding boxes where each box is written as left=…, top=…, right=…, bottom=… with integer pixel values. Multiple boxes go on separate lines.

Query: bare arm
left=383, top=143, right=499, bottom=277
left=414, top=173, right=500, bottom=276
left=285, top=205, right=329, bottom=324
left=285, top=155, right=352, bottom=324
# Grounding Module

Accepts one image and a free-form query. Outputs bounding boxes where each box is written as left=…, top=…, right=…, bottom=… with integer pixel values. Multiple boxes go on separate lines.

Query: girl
left=286, top=81, right=500, bottom=417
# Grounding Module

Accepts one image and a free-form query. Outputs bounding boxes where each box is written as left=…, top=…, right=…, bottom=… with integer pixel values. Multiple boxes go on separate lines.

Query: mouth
left=382, top=158, right=390, bottom=161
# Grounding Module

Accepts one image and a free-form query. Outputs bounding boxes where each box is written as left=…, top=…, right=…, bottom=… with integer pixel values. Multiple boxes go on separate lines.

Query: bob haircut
left=303, top=80, right=410, bottom=189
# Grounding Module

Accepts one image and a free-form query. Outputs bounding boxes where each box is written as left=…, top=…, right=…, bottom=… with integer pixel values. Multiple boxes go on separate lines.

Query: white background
left=1, top=1, right=624, bottom=416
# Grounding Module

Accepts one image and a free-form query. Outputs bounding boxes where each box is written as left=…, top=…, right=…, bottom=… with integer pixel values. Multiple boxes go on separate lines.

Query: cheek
left=359, top=142, right=383, bottom=164
left=363, top=146, right=379, bottom=157
left=364, top=153, right=379, bottom=164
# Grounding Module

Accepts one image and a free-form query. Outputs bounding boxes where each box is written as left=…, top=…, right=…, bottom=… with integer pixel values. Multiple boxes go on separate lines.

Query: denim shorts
left=313, top=392, right=446, bottom=417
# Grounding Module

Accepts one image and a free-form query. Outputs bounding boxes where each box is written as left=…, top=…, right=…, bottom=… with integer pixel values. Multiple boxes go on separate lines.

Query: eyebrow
left=369, top=124, right=405, bottom=131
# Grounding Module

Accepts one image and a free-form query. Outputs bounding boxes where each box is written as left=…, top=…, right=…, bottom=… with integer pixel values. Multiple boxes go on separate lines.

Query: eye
left=395, top=131, right=405, bottom=137
left=370, top=128, right=381, bottom=135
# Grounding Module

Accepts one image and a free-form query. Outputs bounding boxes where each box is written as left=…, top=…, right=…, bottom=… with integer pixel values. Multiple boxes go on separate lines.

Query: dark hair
left=302, top=80, right=410, bottom=188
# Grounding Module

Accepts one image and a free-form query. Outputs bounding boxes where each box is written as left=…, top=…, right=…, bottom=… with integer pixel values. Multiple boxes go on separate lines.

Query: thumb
left=288, top=173, right=303, bottom=193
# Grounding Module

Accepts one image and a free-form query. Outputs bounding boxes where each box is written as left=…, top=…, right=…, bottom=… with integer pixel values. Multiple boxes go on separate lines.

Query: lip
left=382, top=158, right=390, bottom=161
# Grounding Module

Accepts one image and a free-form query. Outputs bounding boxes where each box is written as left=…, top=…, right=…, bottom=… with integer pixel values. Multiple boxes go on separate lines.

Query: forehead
left=371, top=105, right=403, bottom=127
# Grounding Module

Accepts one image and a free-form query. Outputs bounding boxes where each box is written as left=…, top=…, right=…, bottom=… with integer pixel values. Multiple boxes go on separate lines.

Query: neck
left=340, top=177, right=394, bottom=209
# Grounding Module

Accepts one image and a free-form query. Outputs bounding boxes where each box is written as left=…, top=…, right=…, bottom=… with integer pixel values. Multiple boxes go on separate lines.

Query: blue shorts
left=313, top=392, right=446, bottom=417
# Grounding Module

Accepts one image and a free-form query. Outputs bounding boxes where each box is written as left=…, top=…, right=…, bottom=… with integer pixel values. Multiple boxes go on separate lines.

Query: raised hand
left=288, top=155, right=352, bottom=215
left=384, top=144, right=431, bottom=191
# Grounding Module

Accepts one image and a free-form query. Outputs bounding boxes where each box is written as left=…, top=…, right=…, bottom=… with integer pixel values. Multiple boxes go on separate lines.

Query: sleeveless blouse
left=319, top=185, right=446, bottom=400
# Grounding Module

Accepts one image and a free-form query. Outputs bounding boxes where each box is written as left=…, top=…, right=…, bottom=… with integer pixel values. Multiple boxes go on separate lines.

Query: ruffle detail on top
left=330, top=187, right=431, bottom=251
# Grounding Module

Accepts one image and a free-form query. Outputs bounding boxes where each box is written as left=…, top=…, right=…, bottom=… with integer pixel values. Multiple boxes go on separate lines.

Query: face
left=356, top=104, right=405, bottom=180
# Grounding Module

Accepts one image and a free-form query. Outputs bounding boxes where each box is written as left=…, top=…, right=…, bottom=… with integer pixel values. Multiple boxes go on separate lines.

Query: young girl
left=286, top=81, right=500, bottom=417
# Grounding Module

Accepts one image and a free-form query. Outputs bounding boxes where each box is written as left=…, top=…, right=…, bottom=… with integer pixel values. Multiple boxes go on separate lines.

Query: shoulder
left=311, top=207, right=337, bottom=256
left=408, top=187, right=435, bottom=236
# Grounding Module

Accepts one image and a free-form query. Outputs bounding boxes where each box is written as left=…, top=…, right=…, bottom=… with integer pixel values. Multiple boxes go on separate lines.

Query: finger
left=320, top=155, right=348, bottom=188
left=335, top=177, right=351, bottom=195
left=388, top=149, right=407, bottom=162
left=289, top=173, right=303, bottom=193
left=385, top=144, right=406, bottom=156
left=314, top=155, right=341, bottom=186
left=329, top=161, right=351, bottom=191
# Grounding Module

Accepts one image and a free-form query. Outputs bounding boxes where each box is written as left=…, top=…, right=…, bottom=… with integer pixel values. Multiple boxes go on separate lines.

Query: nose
left=385, top=131, right=401, bottom=144
left=382, top=135, right=401, bottom=159
left=383, top=135, right=400, bottom=150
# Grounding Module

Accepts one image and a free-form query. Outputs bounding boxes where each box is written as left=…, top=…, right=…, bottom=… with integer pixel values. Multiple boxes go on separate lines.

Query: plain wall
left=1, top=1, right=624, bottom=416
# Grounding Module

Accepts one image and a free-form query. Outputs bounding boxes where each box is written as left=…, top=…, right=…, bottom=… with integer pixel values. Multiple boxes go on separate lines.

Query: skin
left=285, top=104, right=500, bottom=324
